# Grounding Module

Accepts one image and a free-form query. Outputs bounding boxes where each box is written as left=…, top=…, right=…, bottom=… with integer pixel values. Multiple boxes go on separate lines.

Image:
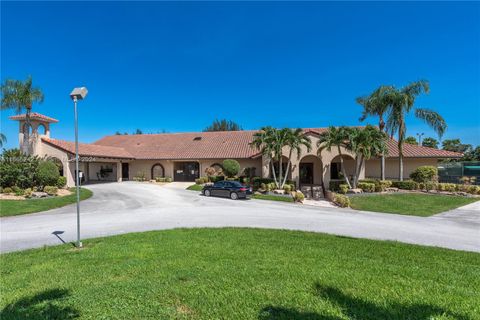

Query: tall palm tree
left=345, top=126, right=388, bottom=188
left=1, top=76, right=44, bottom=154
left=0, top=133, right=6, bottom=148
left=356, top=85, right=393, bottom=180
left=281, top=128, right=312, bottom=188
left=386, top=80, right=446, bottom=181
left=250, top=127, right=283, bottom=188
left=317, top=126, right=352, bottom=188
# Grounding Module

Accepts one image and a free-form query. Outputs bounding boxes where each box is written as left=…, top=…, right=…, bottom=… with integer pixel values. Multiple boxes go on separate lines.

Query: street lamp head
left=70, top=87, right=88, bottom=101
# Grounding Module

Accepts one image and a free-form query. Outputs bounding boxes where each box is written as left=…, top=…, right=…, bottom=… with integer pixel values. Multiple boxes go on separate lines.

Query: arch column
left=261, top=155, right=270, bottom=178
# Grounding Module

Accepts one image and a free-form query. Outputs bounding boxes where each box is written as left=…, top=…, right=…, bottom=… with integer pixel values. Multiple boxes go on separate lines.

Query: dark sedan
left=202, top=181, right=252, bottom=200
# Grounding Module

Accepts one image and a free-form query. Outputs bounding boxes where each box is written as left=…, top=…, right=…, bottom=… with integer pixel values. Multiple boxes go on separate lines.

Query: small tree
left=422, top=137, right=439, bottom=149
left=404, top=136, right=418, bottom=145
left=204, top=119, right=243, bottom=132
left=222, top=159, right=240, bottom=177
left=36, top=160, right=60, bottom=188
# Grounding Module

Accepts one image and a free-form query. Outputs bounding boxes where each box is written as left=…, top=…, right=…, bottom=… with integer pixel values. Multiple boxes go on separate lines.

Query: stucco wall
left=365, top=158, right=439, bottom=180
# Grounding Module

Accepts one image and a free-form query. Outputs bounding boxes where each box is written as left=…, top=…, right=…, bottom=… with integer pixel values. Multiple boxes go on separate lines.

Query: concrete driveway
left=1, top=182, right=479, bottom=253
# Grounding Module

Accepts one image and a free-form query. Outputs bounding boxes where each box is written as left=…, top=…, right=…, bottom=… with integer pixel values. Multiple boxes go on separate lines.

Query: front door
left=174, top=162, right=200, bottom=182
left=300, top=163, right=314, bottom=185
left=122, top=163, right=129, bottom=180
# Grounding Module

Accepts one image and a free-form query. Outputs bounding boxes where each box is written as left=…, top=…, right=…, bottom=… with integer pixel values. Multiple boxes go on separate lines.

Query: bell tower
left=9, top=112, right=59, bottom=155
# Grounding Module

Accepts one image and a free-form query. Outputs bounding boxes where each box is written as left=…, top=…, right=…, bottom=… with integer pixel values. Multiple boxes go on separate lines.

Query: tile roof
left=42, top=129, right=463, bottom=160
left=42, top=138, right=134, bottom=159
left=9, top=112, right=59, bottom=123
left=93, top=131, right=259, bottom=160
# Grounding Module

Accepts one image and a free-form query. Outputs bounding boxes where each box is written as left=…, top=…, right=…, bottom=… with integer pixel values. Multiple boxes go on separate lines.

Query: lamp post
left=70, top=87, right=88, bottom=248
left=416, top=132, right=424, bottom=145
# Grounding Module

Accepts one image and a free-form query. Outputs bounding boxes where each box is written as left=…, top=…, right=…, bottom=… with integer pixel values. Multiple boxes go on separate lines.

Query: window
left=151, top=163, right=165, bottom=179
left=37, top=124, right=47, bottom=135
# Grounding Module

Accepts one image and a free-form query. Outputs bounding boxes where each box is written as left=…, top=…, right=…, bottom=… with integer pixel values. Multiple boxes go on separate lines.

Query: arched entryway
left=151, top=163, right=165, bottom=179
left=330, top=154, right=355, bottom=183
left=298, top=155, right=324, bottom=199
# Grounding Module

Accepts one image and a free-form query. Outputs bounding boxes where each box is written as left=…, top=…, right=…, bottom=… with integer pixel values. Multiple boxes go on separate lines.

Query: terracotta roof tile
left=42, top=138, right=134, bottom=159
left=41, top=128, right=462, bottom=160
left=9, top=112, right=59, bottom=123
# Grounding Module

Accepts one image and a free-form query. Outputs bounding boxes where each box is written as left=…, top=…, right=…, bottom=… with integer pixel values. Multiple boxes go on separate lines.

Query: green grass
left=0, top=188, right=93, bottom=217
left=350, top=193, right=479, bottom=216
left=252, top=193, right=294, bottom=203
left=186, top=184, right=203, bottom=191
left=1, top=229, right=478, bottom=319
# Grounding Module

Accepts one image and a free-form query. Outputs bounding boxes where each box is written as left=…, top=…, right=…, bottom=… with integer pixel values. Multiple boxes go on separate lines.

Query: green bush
left=14, top=187, right=25, bottom=196
left=252, top=177, right=274, bottom=190
left=0, top=149, right=40, bottom=189
left=333, top=193, right=350, bottom=207
left=57, top=176, right=67, bottom=188
left=438, top=183, right=456, bottom=192
left=410, top=166, right=438, bottom=184
left=392, top=180, right=418, bottom=190
left=360, top=179, right=393, bottom=192
left=43, top=186, right=58, bottom=196
left=283, top=184, right=292, bottom=194
left=3, top=187, right=13, bottom=194
left=133, top=171, right=147, bottom=181
left=195, top=177, right=209, bottom=184
left=165, top=177, right=172, bottom=183
left=358, top=182, right=375, bottom=193
left=467, top=185, right=480, bottom=195
left=293, top=191, right=305, bottom=203
left=36, top=161, right=60, bottom=188
left=210, top=175, right=225, bottom=183
left=338, top=184, right=349, bottom=194
left=24, top=188, right=33, bottom=198
left=155, top=177, right=166, bottom=183
left=329, top=180, right=342, bottom=192
left=222, top=159, right=240, bottom=178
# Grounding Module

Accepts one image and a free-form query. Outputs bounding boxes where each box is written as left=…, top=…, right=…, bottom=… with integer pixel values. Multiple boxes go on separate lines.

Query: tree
left=404, top=136, right=418, bottom=145
left=281, top=128, right=312, bottom=188
left=317, top=126, right=352, bottom=188
left=386, top=80, right=446, bottom=181
left=0, top=133, right=6, bottom=148
left=442, top=139, right=472, bottom=153
left=222, top=159, right=240, bottom=177
left=344, top=126, right=388, bottom=188
left=1, top=76, right=44, bottom=154
left=357, top=85, right=393, bottom=180
left=204, top=119, right=242, bottom=132
left=134, top=129, right=143, bottom=135
left=250, top=127, right=288, bottom=189
left=0, top=148, right=40, bottom=188
left=422, top=137, right=439, bottom=149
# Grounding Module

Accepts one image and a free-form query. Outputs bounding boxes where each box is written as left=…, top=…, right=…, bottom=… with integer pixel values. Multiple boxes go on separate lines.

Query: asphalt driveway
left=1, top=182, right=479, bottom=253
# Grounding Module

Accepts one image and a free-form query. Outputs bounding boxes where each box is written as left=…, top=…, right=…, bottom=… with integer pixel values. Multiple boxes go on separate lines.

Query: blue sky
left=1, top=1, right=479, bottom=150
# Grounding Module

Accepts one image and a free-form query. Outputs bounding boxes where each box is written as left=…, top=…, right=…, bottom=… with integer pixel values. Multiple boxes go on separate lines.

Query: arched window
left=37, top=124, right=47, bottom=135
left=151, top=163, right=165, bottom=179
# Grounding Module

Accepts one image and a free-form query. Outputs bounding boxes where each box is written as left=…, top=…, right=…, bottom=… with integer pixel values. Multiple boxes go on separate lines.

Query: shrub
left=222, top=159, right=240, bottom=178
left=338, top=184, right=349, bottom=194
left=252, top=177, right=274, bottom=190
left=358, top=182, right=375, bottom=193
left=438, top=183, right=456, bottom=192
left=133, top=171, right=147, bottom=181
left=377, top=180, right=392, bottom=192
left=0, top=149, right=41, bottom=189
left=333, top=193, right=350, bottom=208
left=3, top=187, right=13, bottom=194
left=410, top=166, right=438, bottom=184
left=283, top=184, right=292, bottom=194
left=24, top=188, right=33, bottom=198
left=36, top=160, right=60, bottom=188
left=165, top=177, right=172, bottom=183
left=467, top=185, right=479, bottom=195
left=43, top=186, right=58, bottom=196
left=204, top=167, right=217, bottom=178
left=155, top=177, right=166, bottom=183
left=329, top=180, right=342, bottom=192
left=14, top=188, right=25, bottom=196
left=392, top=180, right=417, bottom=190
left=459, top=176, right=476, bottom=185
left=293, top=191, right=305, bottom=203
left=210, top=175, right=225, bottom=183
left=57, top=176, right=67, bottom=188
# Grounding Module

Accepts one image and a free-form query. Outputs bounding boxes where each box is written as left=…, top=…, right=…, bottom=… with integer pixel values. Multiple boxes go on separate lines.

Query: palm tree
left=250, top=127, right=281, bottom=188
left=317, top=126, right=352, bottom=188
left=281, top=128, right=312, bottom=188
left=0, top=133, right=6, bottom=148
left=1, top=76, right=44, bottom=154
left=356, top=85, right=393, bottom=180
left=386, top=80, right=446, bottom=181
left=345, top=126, right=388, bottom=188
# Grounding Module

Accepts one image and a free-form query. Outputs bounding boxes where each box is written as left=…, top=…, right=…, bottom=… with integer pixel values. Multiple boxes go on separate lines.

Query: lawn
left=186, top=184, right=203, bottom=191
left=1, top=228, right=478, bottom=319
left=0, top=188, right=93, bottom=217
left=252, top=193, right=294, bottom=203
left=349, top=193, right=478, bottom=216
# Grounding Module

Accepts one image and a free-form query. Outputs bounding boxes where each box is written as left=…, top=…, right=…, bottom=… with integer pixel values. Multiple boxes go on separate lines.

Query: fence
left=438, top=161, right=480, bottom=185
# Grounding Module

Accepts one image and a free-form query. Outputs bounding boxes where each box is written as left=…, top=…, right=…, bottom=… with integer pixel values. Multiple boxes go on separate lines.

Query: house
left=10, top=113, right=463, bottom=191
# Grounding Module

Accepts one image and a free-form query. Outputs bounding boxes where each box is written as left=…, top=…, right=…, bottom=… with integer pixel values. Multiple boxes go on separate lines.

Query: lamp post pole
left=74, top=96, right=82, bottom=248
left=70, top=86, right=87, bottom=248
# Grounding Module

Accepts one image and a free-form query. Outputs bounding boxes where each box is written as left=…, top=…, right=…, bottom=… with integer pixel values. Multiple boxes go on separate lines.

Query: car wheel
left=204, top=190, right=211, bottom=197
left=230, top=192, right=238, bottom=200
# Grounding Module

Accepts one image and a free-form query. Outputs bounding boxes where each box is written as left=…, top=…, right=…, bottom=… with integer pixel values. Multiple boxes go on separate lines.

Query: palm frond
left=415, top=108, right=447, bottom=138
